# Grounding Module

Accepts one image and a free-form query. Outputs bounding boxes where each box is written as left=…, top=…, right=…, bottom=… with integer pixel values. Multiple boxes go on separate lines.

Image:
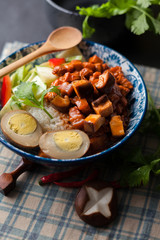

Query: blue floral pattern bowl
left=0, top=40, right=147, bottom=166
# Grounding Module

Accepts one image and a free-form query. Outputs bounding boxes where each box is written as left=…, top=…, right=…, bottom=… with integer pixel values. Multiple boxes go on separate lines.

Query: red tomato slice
left=48, top=58, right=65, bottom=68
left=1, top=75, right=12, bottom=106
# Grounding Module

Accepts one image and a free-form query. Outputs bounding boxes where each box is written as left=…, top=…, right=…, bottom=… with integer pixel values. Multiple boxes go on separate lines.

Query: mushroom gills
left=83, top=187, right=113, bottom=218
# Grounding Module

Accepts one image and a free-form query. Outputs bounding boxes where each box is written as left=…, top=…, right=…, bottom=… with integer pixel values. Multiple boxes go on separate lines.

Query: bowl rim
left=45, top=0, right=80, bottom=16
left=0, top=39, right=148, bottom=165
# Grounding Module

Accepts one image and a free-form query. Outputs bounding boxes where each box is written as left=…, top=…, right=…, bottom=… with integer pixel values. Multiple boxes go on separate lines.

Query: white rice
left=28, top=104, right=72, bottom=132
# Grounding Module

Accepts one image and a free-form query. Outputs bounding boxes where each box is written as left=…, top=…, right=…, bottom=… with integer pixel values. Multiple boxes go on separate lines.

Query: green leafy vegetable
left=82, top=16, right=95, bottom=38
left=76, top=0, right=160, bottom=37
left=127, top=165, right=151, bottom=187
left=65, top=55, right=83, bottom=62
left=119, top=147, right=160, bottom=187
left=127, top=9, right=149, bottom=35
left=11, top=64, right=32, bottom=88
left=14, top=82, right=60, bottom=119
left=10, top=95, right=23, bottom=109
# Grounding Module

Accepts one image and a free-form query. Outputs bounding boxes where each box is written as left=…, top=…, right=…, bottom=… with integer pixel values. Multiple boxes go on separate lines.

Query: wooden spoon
left=0, top=157, right=35, bottom=195
left=0, top=26, right=82, bottom=78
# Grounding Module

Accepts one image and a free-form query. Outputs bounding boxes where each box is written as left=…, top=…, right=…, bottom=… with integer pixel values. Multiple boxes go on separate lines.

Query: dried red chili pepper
left=53, top=169, right=99, bottom=188
left=39, top=163, right=89, bottom=185
left=39, top=165, right=122, bottom=189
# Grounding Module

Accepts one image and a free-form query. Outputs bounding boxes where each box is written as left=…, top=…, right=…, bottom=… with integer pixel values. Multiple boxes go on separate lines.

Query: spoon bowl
left=0, top=26, right=82, bottom=78
left=47, top=26, right=82, bottom=49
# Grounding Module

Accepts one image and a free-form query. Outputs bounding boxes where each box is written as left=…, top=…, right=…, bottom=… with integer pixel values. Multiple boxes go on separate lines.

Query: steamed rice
left=28, top=104, right=72, bottom=132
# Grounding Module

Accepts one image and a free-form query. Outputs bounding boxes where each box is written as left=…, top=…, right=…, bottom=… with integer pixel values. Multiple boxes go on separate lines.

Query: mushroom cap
left=75, top=180, right=118, bottom=227
left=39, top=129, right=90, bottom=159
left=1, top=110, right=43, bottom=149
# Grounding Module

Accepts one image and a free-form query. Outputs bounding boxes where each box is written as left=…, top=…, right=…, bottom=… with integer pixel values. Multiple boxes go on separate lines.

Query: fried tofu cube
left=89, top=55, right=103, bottom=64
left=92, top=94, right=113, bottom=117
left=95, top=71, right=115, bottom=94
left=84, top=114, right=105, bottom=133
left=109, top=115, right=125, bottom=137
left=72, top=79, right=94, bottom=98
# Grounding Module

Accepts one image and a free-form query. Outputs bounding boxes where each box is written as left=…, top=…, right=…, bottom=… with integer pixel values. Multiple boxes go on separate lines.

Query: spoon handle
left=0, top=42, right=54, bottom=79
left=11, top=157, right=34, bottom=180
left=0, top=157, right=35, bottom=195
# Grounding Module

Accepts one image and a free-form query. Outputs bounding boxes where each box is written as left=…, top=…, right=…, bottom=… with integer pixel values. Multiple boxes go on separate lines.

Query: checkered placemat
left=0, top=42, right=160, bottom=240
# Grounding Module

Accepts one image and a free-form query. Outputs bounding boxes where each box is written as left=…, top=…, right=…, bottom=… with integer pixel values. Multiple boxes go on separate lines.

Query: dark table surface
left=0, top=0, right=160, bottom=69
left=0, top=0, right=52, bottom=54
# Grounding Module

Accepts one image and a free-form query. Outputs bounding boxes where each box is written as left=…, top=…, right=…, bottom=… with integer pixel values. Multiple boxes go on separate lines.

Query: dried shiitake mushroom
left=75, top=180, right=117, bottom=227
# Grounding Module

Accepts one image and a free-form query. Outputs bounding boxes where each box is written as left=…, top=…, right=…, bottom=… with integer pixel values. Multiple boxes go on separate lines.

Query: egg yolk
left=8, top=113, right=37, bottom=135
left=53, top=130, right=83, bottom=152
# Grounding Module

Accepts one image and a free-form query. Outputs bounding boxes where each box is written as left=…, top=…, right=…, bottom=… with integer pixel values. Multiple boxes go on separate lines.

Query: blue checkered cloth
left=0, top=42, right=160, bottom=240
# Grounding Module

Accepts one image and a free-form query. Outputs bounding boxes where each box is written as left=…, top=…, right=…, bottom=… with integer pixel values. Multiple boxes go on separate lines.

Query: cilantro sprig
left=76, top=0, right=160, bottom=38
left=14, top=82, right=60, bottom=119
left=119, top=147, right=160, bottom=187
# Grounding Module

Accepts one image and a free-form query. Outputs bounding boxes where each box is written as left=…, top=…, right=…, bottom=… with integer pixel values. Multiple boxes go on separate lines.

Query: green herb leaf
left=14, top=82, right=53, bottom=119
left=119, top=142, right=160, bottom=187
left=15, top=82, right=34, bottom=100
left=11, top=64, right=32, bottom=88
left=150, top=158, right=160, bottom=174
left=76, top=3, right=111, bottom=18
left=82, top=16, right=95, bottom=38
left=137, top=0, right=152, bottom=8
left=20, top=98, right=40, bottom=108
left=107, top=0, right=136, bottom=16
left=120, top=151, right=152, bottom=187
left=49, top=85, right=61, bottom=96
left=77, top=0, right=135, bottom=18
left=10, top=95, right=22, bottom=109
left=125, top=8, right=140, bottom=29
left=150, top=16, right=160, bottom=34
left=127, top=165, right=151, bottom=187
left=150, top=0, right=160, bottom=5
left=76, top=0, right=160, bottom=37
left=131, top=12, right=149, bottom=35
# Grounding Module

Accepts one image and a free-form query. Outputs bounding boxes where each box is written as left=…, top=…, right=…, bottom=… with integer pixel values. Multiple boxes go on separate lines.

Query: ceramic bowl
left=0, top=40, right=147, bottom=166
